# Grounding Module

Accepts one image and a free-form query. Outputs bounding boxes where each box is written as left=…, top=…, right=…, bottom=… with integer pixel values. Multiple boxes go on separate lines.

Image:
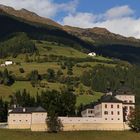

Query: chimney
left=13, top=104, right=17, bottom=108
left=23, top=108, right=26, bottom=112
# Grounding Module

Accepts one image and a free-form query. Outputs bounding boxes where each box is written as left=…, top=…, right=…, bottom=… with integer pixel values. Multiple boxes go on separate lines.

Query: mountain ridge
left=0, top=5, right=140, bottom=63
left=0, top=4, right=140, bottom=45
left=0, top=4, right=62, bottom=28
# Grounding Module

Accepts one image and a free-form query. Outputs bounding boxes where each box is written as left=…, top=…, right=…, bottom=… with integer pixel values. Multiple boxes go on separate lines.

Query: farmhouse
left=0, top=60, right=13, bottom=67
left=8, top=87, right=135, bottom=131
left=5, top=60, right=13, bottom=66
left=88, top=52, right=96, bottom=57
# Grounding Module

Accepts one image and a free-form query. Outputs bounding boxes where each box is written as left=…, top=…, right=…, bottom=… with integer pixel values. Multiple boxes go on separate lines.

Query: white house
left=5, top=61, right=13, bottom=66
left=0, top=60, right=13, bottom=67
left=88, top=52, right=96, bottom=57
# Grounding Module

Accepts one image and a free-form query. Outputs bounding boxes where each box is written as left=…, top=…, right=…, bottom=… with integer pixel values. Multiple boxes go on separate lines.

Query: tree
left=0, top=97, right=8, bottom=122
left=46, top=69, right=56, bottom=82
left=128, top=107, right=140, bottom=132
left=29, top=70, right=40, bottom=87
left=19, top=68, right=25, bottom=73
left=46, top=111, right=63, bottom=133
left=25, top=54, right=30, bottom=62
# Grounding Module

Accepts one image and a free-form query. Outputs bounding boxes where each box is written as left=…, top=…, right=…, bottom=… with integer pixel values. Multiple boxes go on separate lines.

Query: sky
left=0, top=0, right=140, bottom=38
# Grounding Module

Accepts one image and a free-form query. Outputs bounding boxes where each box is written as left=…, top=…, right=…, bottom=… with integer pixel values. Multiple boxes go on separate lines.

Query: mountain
left=1, top=4, right=140, bottom=46
left=0, top=5, right=90, bottom=53
left=0, top=4, right=62, bottom=28
left=0, top=4, right=140, bottom=63
left=63, top=26, right=140, bottom=47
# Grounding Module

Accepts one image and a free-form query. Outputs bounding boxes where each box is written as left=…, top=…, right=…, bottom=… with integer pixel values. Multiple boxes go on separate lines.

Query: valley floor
left=0, top=129, right=139, bottom=140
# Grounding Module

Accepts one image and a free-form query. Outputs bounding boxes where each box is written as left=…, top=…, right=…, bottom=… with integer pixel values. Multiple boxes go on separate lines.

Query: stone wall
left=30, top=117, right=127, bottom=131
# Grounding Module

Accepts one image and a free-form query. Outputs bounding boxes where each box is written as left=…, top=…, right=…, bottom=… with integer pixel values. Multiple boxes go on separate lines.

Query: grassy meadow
left=0, top=41, right=115, bottom=105
left=0, top=129, right=139, bottom=140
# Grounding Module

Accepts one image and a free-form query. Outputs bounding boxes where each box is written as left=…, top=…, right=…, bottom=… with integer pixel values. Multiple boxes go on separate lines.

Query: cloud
left=0, top=0, right=78, bottom=18
left=105, top=5, right=134, bottom=19
left=61, top=5, right=140, bottom=38
left=62, top=12, right=96, bottom=28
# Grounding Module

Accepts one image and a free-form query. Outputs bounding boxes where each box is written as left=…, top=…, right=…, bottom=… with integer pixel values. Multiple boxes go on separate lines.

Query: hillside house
left=0, top=60, right=13, bottom=67
left=88, top=52, right=96, bottom=57
left=5, top=60, right=13, bottom=66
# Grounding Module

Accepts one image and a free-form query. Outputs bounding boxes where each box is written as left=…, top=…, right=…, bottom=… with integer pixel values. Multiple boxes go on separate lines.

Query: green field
left=0, top=129, right=139, bottom=140
left=0, top=40, right=114, bottom=105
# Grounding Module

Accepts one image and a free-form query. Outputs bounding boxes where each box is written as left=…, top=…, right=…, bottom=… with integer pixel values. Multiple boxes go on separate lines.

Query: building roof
left=115, top=86, right=134, bottom=95
left=9, top=106, right=46, bottom=114
left=98, top=95, right=123, bottom=103
left=82, top=95, right=122, bottom=111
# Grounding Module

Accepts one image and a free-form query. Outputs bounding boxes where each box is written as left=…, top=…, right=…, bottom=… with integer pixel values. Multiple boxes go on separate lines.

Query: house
left=7, top=87, right=135, bottom=131
left=8, top=106, right=47, bottom=130
left=0, top=60, right=13, bottom=67
left=88, top=52, right=96, bottom=57
left=5, top=60, right=13, bottom=66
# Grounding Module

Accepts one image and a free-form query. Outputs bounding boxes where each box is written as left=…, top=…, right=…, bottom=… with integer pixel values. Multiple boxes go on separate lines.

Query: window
left=111, top=118, right=113, bottom=120
left=118, top=118, right=120, bottom=120
left=105, top=118, right=107, bottom=120
left=13, top=120, right=15, bottom=122
left=117, top=111, right=120, bottom=115
left=117, top=105, right=119, bottom=108
left=88, top=110, right=93, bottom=114
left=105, top=104, right=107, bottom=108
left=111, top=105, right=113, bottom=108
left=111, top=111, right=114, bottom=115
left=129, top=100, right=133, bottom=103
left=104, top=111, right=108, bottom=115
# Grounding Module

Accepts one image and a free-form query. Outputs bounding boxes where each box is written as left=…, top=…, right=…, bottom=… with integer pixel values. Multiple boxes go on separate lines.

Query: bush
left=128, top=107, right=140, bottom=132
left=19, top=68, right=25, bottom=73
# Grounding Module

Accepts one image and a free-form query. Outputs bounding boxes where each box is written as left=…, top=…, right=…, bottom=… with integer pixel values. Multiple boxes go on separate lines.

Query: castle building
left=8, top=87, right=135, bottom=131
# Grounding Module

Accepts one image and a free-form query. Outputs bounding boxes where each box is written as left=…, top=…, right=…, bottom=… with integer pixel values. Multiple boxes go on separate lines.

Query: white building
left=81, top=87, right=135, bottom=123
left=5, top=61, right=13, bottom=66
left=0, top=60, right=13, bottom=67
left=88, top=52, right=96, bottom=57
left=8, top=107, right=47, bottom=130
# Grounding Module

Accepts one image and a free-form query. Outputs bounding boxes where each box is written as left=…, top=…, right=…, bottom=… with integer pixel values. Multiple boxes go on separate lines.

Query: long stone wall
left=30, top=117, right=127, bottom=131
left=8, top=116, right=130, bottom=131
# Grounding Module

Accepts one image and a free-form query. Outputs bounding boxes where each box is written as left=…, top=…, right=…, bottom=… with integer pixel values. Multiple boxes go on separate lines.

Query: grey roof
left=9, top=106, right=46, bottom=114
left=99, top=95, right=123, bottom=103
left=82, top=95, right=122, bottom=111
left=115, top=86, right=134, bottom=95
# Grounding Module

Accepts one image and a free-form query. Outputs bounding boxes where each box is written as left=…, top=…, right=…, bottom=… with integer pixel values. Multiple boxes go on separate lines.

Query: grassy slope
left=76, top=92, right=103, bottom=106
left=0, top=129, right=140, bottom=140
left=0, top=41, right=115, bottom=105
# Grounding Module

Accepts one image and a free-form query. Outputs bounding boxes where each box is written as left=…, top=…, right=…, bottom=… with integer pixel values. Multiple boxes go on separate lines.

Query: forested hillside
left=0, top=33, right=36, bottom=58
left=0, top=12, right=89, bottom=52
